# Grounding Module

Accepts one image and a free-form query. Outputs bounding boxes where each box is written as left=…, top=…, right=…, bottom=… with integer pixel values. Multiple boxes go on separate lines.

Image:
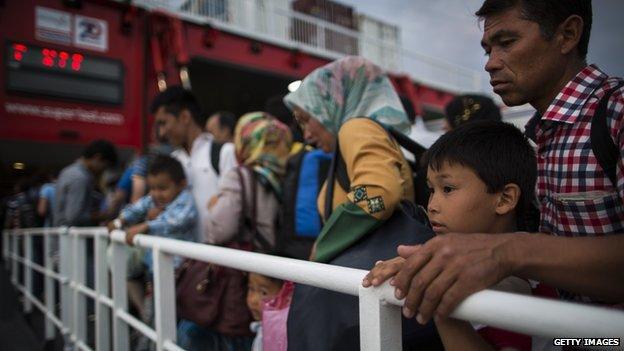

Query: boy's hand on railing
left=125, top=223, right=149, bottom=245
left=391, top=233, right=514, bottom=325
left=362, top=256, right=407, bottom=288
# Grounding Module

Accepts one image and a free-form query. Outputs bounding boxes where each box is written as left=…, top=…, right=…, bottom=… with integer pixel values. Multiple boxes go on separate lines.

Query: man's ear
left=495, top=183, right=521, bottom=215
left=557, top=15, right=584, bottom=56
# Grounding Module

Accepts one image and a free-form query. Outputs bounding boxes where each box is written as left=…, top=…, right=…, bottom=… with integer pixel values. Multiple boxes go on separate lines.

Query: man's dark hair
left=150, top=86, right=205, bottom=127
left=147, top=155, right=186, bottom=184
left=83, top=139, right=118, bottom=166
left=400, top=96, right=417, bottom=124
left=476, top=0, right=592, bottom=59
left=213, top=111, right=237, bottom=135
left=424, top=121, right=536, bottom=217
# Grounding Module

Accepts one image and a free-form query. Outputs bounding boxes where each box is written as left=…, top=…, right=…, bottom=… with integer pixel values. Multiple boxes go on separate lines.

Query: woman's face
left=293, top=106, right=335, bottom=153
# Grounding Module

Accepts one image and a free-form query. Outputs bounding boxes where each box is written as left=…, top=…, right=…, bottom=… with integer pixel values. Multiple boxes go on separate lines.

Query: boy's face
left=246, top=272, right=283, bottom=321
left=147, top=173, right=185, bottom=208
left=426, top=162, right=502, bottom=235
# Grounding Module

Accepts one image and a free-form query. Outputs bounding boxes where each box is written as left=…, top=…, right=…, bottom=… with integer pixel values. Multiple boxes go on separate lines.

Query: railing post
left=23, top=232, right=33, bottom=313
left=358, top=285, right=402, bottom=351
left=111, top=231, right=130, bottom=351
left=95, top=233, right=111, bottom=351
left=43, top=228, right=56, bottom=340
left=72, top=231, right=88, bottom=344
left=59, top=226, right=74, bottom=342
left=2, top=229, right=8, bottom=263
left=152, top=247, right=177, bottom=351
left=11, top=234, right=18, bottom=285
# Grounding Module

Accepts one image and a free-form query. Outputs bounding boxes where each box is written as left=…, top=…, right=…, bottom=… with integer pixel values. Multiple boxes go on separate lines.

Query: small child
left=109, top=154, right=198, bottom=270
left=364, top=121, right=537, bottom=351
left=107, top=155, right=198, bottom=336
left=247, top=272, right=286, bottom=351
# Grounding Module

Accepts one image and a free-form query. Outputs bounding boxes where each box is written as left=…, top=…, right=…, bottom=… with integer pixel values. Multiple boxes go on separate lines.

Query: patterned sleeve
left=338, top=118, right=406, bottom=220
left=119, top=195, right=152, bottom=225
left=147, top=191, right=198, bottom=240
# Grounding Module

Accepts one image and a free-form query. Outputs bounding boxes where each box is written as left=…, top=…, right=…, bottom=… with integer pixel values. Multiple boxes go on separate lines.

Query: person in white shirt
left=399, top=96, right=441, bottom=161
left=151, top=86, right=237, bottom=241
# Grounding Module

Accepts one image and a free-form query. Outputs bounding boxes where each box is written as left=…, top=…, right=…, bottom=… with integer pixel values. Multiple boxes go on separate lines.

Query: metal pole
left=152, top=248, right=177, bottom=351
left=24, top=233, right=33, bottom=313
left=59, top=227, right=74, bottom=343
left=72, top=233, right=88, bottom=344
left=44, top=229, right=56, bottom=340
left=95, top=234, right=111, bottom=351
left=11, top=234, right=18, bottom=285
left=358, top=285, right=402, bottom=351
left=111, top=231, right=129, bottom=351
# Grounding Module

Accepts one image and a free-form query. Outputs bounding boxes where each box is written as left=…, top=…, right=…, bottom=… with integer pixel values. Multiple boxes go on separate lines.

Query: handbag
left=175, top=166, right=264, bottom=336
left=286, top=125, right=440, bottom=351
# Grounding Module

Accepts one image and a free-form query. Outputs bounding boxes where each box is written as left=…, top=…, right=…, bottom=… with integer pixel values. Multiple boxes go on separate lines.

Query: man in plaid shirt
left=363, top=0, right=624, bottom=323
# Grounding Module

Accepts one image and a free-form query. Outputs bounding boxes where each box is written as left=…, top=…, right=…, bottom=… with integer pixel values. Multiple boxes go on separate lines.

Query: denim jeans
left=176, top=319, right=253, bottom=351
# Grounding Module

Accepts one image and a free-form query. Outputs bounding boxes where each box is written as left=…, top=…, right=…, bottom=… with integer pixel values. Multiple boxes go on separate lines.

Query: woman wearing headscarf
left=283, top=55, right=414, bottom=264
left=206, top=111, right=293, bottom=248
left=176, top=112, right=292, bottom=351
left=282, top=57, right=438, bottom=351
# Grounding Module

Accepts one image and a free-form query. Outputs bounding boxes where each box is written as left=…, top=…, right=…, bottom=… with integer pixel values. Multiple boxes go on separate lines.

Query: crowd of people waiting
left=2, top=0, right=623, bottom=350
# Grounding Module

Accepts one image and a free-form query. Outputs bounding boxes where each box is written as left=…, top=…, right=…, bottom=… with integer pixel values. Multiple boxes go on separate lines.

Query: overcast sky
left=338, top=0, right=623, bottom=94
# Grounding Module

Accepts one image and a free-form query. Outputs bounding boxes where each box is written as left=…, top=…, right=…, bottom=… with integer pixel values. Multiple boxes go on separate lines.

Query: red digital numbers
left=12, top=42, right=84, bottom=72
left=12, top=43, right=27, bottom=62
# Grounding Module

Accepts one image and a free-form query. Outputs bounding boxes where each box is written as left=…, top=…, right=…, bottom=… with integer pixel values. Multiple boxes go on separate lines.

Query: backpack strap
left=590, top=81, right=624, bottom=186
left=210, top=141, right=224, bottom=175
left=235, top=166, right=272, bottom=252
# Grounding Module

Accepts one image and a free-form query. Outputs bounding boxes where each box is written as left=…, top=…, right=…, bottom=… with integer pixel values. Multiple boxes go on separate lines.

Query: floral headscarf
left=283, top=56, right=410, bottom=135
left=234, top=112, right=293, bottom=196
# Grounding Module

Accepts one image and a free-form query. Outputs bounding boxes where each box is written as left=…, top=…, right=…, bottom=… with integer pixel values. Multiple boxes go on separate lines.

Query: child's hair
left=147, top=155, right=186, bottom=183
left=424, top=120, right=537, bottom=217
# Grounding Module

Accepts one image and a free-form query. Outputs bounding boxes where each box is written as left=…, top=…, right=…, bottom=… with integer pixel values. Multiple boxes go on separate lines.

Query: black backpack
left=276, top=147, right=332, bottom=260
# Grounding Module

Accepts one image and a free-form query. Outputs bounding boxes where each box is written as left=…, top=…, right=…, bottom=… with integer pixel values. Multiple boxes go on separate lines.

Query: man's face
left=481, top=6, right=564, bottom=108
left=206, top=114, right=233, bottom=143
left=154, top=107, right=186, bottom=147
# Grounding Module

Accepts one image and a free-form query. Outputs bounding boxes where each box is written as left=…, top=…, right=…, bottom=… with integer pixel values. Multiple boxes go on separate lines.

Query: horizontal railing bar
left=73, top=283, right=98, bottom=301
left=116, top=308, right=158, bottom=342
left=120, top=232, right=624, bottom=339
left=100, top=295, right=114, bottom=308
left=7, top=228, right=65, bottom=236
left=15, top=284, right=64, bottom=331
left=10, top=254, right=68, bottom=283
left=74, top=338, right=94, bottom=351
left=164, top=339, right=186, bottom=351
left=69, top=227, right=109, bottom=237
left=117, top=232, right=365, bottom=296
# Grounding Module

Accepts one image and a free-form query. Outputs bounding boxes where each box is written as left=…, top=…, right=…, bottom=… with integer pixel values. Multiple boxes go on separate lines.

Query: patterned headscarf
left=234, top=112, right=293, bottom=196
left=283, top=56, right=410, bottom=135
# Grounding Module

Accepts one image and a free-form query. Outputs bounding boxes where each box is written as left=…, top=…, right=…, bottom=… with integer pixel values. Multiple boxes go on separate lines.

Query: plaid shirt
left=526, top=65, right=624, bottom=301
left=527, top=64, right=624, bottom=236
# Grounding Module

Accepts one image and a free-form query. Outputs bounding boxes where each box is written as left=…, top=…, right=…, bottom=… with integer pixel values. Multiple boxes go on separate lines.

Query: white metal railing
left=127, top=0, right=487, bottom=93
left=4, top=227, right=624, bottom=351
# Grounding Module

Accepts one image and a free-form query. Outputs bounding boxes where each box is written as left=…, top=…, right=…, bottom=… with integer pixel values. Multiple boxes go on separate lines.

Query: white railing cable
left=4, top=227, right=624, bottom=351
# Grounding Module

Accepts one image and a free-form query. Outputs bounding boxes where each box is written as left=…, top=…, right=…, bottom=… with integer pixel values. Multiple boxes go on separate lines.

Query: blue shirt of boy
left=120, top=189, right=198, bottom=270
